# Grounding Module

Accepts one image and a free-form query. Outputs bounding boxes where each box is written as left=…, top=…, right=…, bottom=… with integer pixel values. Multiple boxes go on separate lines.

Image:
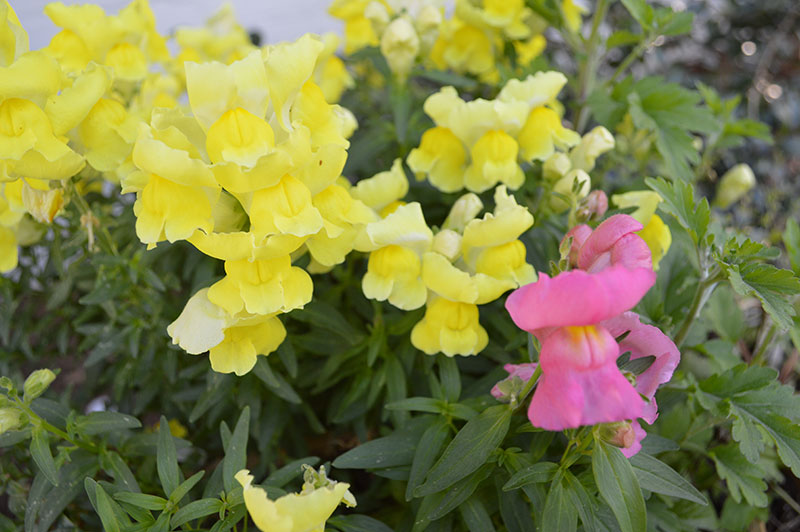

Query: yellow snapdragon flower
left=411, top=296, right=488, bottom=356
left=236, top=466, right=355, bottom=532
left=407, top=127, right=467, bottom=193
left=455, top=0, right=534, bottom=40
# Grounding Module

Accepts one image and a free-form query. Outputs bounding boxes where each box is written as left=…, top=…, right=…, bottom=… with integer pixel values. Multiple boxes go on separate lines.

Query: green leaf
left=170, top=470, right=205, bottom=505
left=413, top=464, right=494, bottom=531
left=607, top=30, right=642, bottom=49
left=112, top=492, right=167, bottom=511
left=629, top=453, right=706, bottom=504
left=723, top=262, right=800, bottom=330
left=709, top=444, right=768, bottom=507
left=620, top=0, right=654, bottom=28
left=416, top=405, right=511, bottom=496
left=458, top=496, right=496, bottom=532
left=333, top=421, right=427, bottom=469
left=592, top=439, right=647, bottom=532
left=253, top=359, right=302, bottom=404
left=645, top=176, right=709, bottom=245
left=503, top=462, right=559, bottom=491
left=496, top=476, right=535, bottom=532
left=85, top=479, right=122, bottom=532
left=542, top=476, right=577, bottom=532
left=223, top=407, right=249, bottom=493
left=30, top=428, right=58, bottom=486
left=783, top=218, right=800, bottom=276
left=291, top=301, right=363, bottom=345
left=75, top=411, right=141, bottom=435
left=25, top=452, right=98, bottom=532
left=327, top=515, right=394, bottom=532
left=265, top=457, right=320, bottom=488
left=438, top=357, right=461, bottom=403
left=696, top=364, right=800, bottom=472
left=170, top=498, right=223, bottom=528
left=157, top=415, right=182, bottom=496
left=406, top=417, right=451, bottom=501
left=386, top=397, right=443, bottom=414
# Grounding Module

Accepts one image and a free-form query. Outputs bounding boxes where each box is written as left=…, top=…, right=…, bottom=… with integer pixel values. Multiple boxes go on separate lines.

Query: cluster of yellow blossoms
left=328, top=0, right=579, bottom=81
left=408, top=71, right=581, bottom=193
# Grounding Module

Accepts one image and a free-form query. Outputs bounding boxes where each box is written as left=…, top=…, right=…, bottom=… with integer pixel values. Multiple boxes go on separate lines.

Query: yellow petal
left=421, top=251, right=478, bottom=303
left=167, top=288, right=230, bottom=354
left=0, top=1, right=29, bottom=67
left=363, top=202, right=432, bottom=254
left=209, top=315, right=286, bottom=376
left=0, top=51, right=62, bottom=107
left=134, top=173, right=216, bottom=244
left=249, top=174, right=323, bottom=238
left=411, top=297, right=487, bottom=356
left=206, top=107, right=275, bottom=166
left=350, top=158, right=408, bottom=211
left=517, top=106, right=580, bottom=162
left=464, top=129, right=524, bottom=193
left=105, top=42, right=148, bottom=81
left=0, top=224, right=17, bottom=272
left=610, top=190, right=662, bottom=225
left=638, top=214, right=671, bottom=270
left=133, top=125, right=217, bottom=188
left=362, top=244, right=427, bottom=310
left=264, top=34, right=324, bottom=131
left=407, top=127, right=466, bottom=193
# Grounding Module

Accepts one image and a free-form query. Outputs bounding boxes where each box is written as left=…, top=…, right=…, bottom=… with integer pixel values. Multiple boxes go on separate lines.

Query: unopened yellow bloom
left=380, top=17, right=419, bottom=79
left=236, top=467, right=355, bottom=532
left=464, top=129, right=524, bottom=192
left=715, top=163, right=756, bottom=209
left=407, top=126, right=466, bottom=193
left=569, top=126, right=615, bottom=172
left=551, top=169, right=591, bottom=212
left=411, top=297, right=488, bottom=356
left=207, top=255, right=313, bottom=316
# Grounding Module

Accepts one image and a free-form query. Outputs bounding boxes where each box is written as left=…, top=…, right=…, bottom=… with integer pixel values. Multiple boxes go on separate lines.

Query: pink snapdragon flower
left=504, top=266, right=656, bottom=430
left=564, top=214, right=652, bottom=272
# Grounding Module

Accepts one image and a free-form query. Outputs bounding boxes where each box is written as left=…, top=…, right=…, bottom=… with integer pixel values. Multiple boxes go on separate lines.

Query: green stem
left=14, top=397, right=100, bottom=454
left=751, top=321, right=777, bottom=366
left=607, top=38, right=651, bottom=86
left=513, top=364, right=543, bottom=411
left=673, top=267, right=722, bottom=348
left=575, top=0, right=610, bottom=132
left=68, top=181, right=119, bottom=257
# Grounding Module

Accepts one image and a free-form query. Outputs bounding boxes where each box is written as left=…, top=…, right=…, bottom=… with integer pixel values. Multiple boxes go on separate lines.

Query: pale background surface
left=15, top=0, right=341, bottom=50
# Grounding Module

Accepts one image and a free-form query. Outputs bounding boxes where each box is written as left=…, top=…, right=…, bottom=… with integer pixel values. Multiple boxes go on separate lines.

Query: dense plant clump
left=1, top=0, right=799, bottom=530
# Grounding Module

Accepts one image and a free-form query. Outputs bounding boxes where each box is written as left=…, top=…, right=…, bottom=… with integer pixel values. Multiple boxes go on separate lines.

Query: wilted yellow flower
left=21, top=179, right=63, bottom=223
left=236, top=467, right=355, bottom=532
left=411, top=296, right=488, bottom=356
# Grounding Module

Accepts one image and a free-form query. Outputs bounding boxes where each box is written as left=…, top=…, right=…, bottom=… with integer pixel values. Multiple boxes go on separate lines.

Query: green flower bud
left=597, top=421, right=636, bottom=449
left=0, top=407, right=23, bottom=435
left=23, top=368, right=56, bottom=403
left=715, top=164, right=756, bottom=208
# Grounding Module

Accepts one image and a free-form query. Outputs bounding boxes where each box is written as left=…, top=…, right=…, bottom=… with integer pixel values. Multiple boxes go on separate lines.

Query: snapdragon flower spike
left=530, top=325, right=645, bottom=430
left=564, top=214, right=652, bottom=273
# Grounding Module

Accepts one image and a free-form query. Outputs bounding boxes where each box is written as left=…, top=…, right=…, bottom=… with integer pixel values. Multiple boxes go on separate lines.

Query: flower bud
left=380, top=17, right=420, bottom=80
left=432, top=229, right=462, bottom=261
left=365, top=1, right=390, bottom=33
left=23, top=368, right=56, bottom=402
left=575, top=190, right=608, bottom=223
left=550, top=169, right=590, bottom=212
left=442, top=193, right=483, bottom=232
left=543, top=152, right=571, bottom=181
left=0, top=407, right=23, bottom=435
left=598, top=421, right=636, bottom=449
left=569, top=126, right=615, bottom=172
left=715, top=163, right=756, bottom=209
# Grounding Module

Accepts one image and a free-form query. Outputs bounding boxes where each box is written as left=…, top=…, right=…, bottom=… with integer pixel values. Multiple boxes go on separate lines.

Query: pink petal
left=529, top=360, right=645, bottom=430
left=577, top=214, right=651, bottom=272
left=505, top=266, right=656, bottom=333
left=602, top=312, right=680, bottom=400
left=490, top=363, right=537, bottom=399
left=527, top=325, right=645, bottom=430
